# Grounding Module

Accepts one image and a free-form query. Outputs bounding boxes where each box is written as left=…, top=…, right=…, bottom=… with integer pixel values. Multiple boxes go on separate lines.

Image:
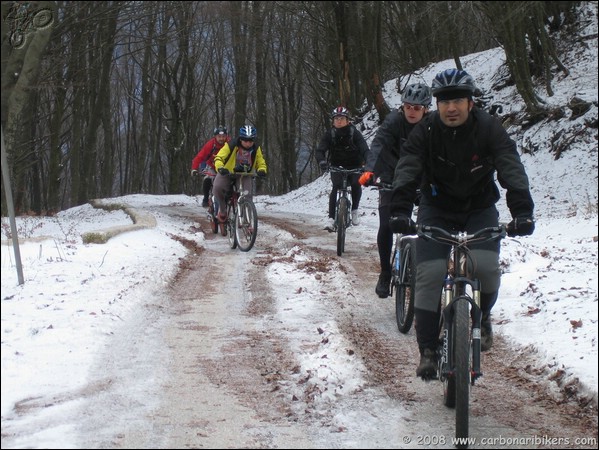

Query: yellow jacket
left=214, top=139, right=268, bottom=173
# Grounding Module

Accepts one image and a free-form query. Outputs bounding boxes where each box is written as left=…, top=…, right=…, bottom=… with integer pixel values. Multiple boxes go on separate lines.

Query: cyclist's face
left=215, top=134, right=227, bottom=144
left=436, top=97, right=473, bottom=127
left=240, top=138, right=254, bottom=148
left=403, top=104, right=427, bottom=124
left=332, top=116, right=349, bottom=128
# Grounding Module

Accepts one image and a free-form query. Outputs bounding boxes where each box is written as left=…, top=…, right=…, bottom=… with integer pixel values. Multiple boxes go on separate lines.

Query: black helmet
left=331, top=106, right=350, bottom=119
left=214, top=125, right=228, bottom=135
left=239, top=125, right=257, bottom=139
left=402, top=83, right=432, bottom=106
left=431, top=69, right=477, bottom=97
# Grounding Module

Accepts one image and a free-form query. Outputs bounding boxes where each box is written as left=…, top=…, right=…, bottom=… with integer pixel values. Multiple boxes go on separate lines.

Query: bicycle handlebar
left=416, top=224, right=507, bottom=245
left=328, top=166, right=364, bottom=175
left=228, top=171, right=258, bottom=177
left=371, top=179, right=393, bottom=190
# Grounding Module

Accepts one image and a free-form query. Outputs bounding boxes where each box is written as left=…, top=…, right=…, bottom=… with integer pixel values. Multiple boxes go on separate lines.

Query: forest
left=1, top=1, right=582, bottom=214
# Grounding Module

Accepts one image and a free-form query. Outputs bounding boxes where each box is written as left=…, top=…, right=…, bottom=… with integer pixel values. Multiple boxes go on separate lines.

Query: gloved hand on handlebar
left=191, top=169, right=199, bottom=177
left=234, top=164, right=251, bottom=173
left=218, top=167, right=229, bottom=176
left=389, top=215, right=416, bottom=234
left=359, top=171, right=375, bottom=187
left=507, top=216, right=535, bottom=237
left=319, top=161, right=329, bottom=173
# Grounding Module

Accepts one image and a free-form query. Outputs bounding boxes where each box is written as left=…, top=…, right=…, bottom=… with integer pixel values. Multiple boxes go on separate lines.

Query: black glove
left=507, top=216, right=535, bottom=237
left=319, top=161, right=329, bottom=173
left=389, top=215, right=416, bottom=234
left=257, top=169, right=267, bottom=178
left=234, top=164, right=250, bottom=173
left=218, top=167, right=229, bottom=176
left=191, top=169, right=199, bottom=177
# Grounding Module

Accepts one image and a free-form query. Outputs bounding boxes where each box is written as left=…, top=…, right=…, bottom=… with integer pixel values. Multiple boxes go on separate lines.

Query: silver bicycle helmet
left=402, top=83, right=432, bottom=106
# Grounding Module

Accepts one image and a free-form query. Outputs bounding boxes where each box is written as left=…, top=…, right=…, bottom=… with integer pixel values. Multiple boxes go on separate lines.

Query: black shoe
left=202, top=198, right=209, bottom=207
left=481, top=315, right=493, bottom=352
left=416, top=348, right=438, bottom=380
left=375, top=272, right=391, bottom=298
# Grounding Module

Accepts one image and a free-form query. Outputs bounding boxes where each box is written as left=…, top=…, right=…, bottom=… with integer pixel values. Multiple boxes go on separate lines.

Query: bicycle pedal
left=324, top=226, right=336, bottom=233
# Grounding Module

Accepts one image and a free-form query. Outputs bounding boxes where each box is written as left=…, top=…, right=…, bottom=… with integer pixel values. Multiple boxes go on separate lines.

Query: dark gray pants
left=414, top=202, right=501, bottom=350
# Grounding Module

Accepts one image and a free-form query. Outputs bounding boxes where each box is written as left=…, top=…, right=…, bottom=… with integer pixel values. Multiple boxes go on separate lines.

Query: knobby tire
left=395, top=239, right=416, bottom=334
left=235, top=198, right=258, bottom=252
left=209, top=195, right=219, bottom=234
left=227, top=202, right=237, bottom=249
left=454, top=297, right=471, bottom=447
left=443, top=305, right=456, bottom=408
left=336, top=197, right=348, bottom=256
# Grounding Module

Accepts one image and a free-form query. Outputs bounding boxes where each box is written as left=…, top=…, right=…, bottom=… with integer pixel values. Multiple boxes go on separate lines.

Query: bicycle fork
left=440, top=277, right=483, bottom=384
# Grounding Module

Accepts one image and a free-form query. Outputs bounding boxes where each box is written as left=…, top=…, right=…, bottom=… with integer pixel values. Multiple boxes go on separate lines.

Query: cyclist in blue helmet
left=315, top=106, right=370, bottom=228
left=213, top=125, right=268, bottom=222
left=389, top=69, right=535, bottom=379
left=359, top=83, right=432, bottom=298
left=191, top=125, right=230, bottom=207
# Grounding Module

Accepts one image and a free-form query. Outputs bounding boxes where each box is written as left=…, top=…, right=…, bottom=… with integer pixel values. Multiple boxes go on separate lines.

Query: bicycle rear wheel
left=235, top=198, right=258, bottom=252
left=454, top=297, right=471, bottom=446
left=208, top=196, right=219, bottom=234
left=336, top=197, right=348, bottom=256
left=395, top=238, right=416, bottom=334
left=227, top=203, right=237, bottom=249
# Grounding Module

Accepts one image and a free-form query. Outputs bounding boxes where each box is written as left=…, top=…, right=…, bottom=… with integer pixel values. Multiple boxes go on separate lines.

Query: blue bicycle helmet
left=402, top=83, right=432, bottom=106
left=239, top=125, right=257, bottom=139
left=431, top=69, right=477, bottom=98
left=213, top=125, right=228, bottom=135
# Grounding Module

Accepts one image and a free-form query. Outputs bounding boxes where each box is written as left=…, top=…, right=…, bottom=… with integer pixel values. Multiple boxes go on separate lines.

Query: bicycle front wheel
left=454, top=297, right=471, bottom=447
left=336, top=197, right=348, bottom=256
left=235, top=199, right=258, bottom=252
left=395, top=238, right=416, bottom=334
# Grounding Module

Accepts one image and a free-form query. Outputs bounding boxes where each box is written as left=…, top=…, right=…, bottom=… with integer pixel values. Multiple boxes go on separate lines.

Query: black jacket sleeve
left=389, top=118, right=428, bottom=217
left=352, top=126, right=370, bottom=165
left=315, top=130, right=331, bottom=165
left=367, top=110, right=403, bottom=182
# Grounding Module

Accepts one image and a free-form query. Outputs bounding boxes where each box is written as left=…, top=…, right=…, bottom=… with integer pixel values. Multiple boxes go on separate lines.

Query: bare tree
left=476, top=1, right=571, bottom=114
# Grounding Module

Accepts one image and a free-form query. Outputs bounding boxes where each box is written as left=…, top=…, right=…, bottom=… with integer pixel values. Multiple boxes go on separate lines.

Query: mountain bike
left=222, top=172, right=258, bottom=252
left=373, top=180, right=416, bottom=333
left=415, top=223, right=507, bottom=448
left=328, top=166, right=363, bottom=257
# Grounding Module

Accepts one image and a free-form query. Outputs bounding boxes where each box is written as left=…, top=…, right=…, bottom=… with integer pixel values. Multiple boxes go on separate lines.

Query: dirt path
left=75, top=205, right=597, bottom=449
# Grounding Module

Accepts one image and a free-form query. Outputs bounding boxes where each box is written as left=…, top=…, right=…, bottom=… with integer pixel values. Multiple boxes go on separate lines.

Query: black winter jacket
left=315, top=124, right=369, bottom=169
left=366, top=109, right=417, bottom=184
left=390, top=108, right=534, bottom=218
